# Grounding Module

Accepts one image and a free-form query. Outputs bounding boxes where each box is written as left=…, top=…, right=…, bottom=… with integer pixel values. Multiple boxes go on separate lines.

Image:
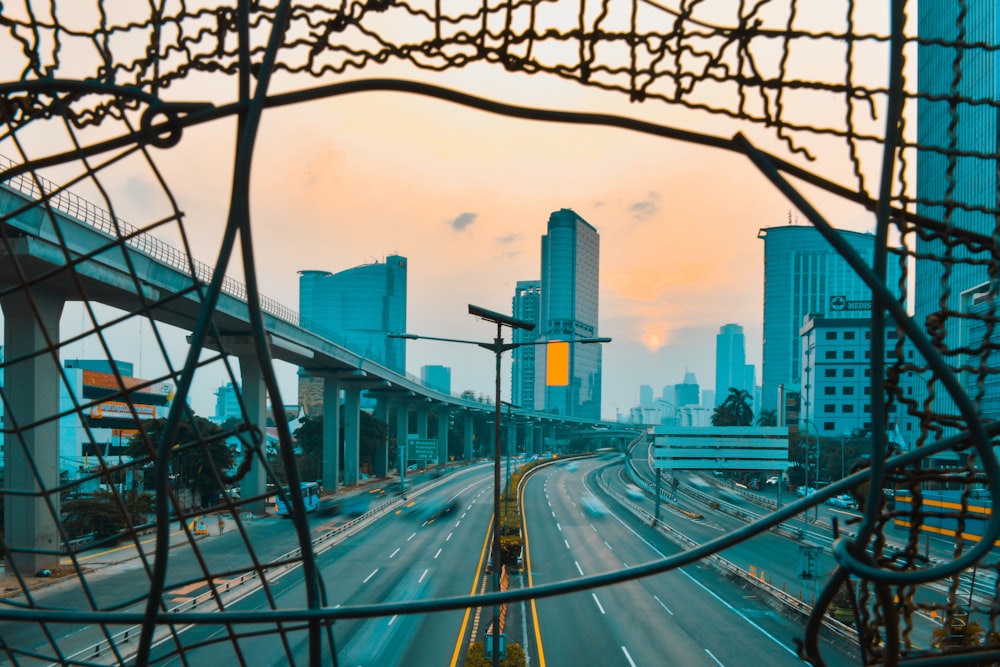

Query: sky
left=1, top=2, right=897, bottom=421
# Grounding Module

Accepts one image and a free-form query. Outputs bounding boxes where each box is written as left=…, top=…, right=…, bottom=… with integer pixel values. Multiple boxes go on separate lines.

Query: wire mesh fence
left=1, top=1, right=999, bottom=665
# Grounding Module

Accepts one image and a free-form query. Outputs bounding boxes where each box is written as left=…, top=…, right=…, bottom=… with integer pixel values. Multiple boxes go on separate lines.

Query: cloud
left=497, top=232, right=521, bottom=244
left=448, top=212, right=478, bottom=231
left=629, top=192, right=660, bottom=220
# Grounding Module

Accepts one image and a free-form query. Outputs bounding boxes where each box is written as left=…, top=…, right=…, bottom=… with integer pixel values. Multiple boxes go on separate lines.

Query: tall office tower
left=674, top=371, right=700, bottom=407
left=916, top=2, right=1000, bottom=430
left=758, top=226, right=901, bottom=414
left=511, top=280, right=542, bottom=409
left=639, top=385, right=654, bottom=406
left=298, top=255, right=407, bottom=373
left=421, top=365, right=452, bottom=395
left=212, top=382, right=242, bottom=424
left=715, top=324, right=747, bottom=406
left=538, top=209, right=602, bottom=419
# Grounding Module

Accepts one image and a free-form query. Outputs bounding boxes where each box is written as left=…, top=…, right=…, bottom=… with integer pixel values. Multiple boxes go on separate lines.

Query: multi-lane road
left=516, top=458, right=857, bottom=667
left=3, top=457, right=864, bottom=665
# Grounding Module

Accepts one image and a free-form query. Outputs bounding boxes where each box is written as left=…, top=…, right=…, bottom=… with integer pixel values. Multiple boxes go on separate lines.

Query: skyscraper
left=298, top=255, right=407, bottom=373
left=758, top=225, right=901, bottom=414
left=421, top=365, right=451, bottom=395
left=539, top=209, right=602, bottom=419
left=916, top=2, right=1000, bottom=426
left=715, top=324, right=747, bottom=406
left=511, top=279, right=541, bottom=410
left=675, top=371, right=700, bottom=407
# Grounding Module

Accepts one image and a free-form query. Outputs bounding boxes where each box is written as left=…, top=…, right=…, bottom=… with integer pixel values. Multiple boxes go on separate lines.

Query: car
left=624, top=484, right=644, bottom=501
left=581, top=494, right=608, bottom=517
left=765, top=476, right=779, bottom=486
left=827, top=494, right=857, bottom=510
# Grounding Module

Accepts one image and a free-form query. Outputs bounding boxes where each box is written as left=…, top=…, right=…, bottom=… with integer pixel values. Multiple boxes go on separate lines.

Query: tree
left=127, top=415, right=235, bottom=509
left=358, top=409, right=388, bottom=474
left=756, top=409, right=778, bottom=427
left=711, top=388, right=754, bottom=426
left=62, top=491, right=155, bottom=539
left=293, top=414, right=323, bottom=482
left=292, top=410, right=388, bottom=480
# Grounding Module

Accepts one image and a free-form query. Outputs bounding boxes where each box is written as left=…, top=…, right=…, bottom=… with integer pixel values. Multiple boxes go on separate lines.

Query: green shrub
left=500, top=534, right=523, bottom=567
left=465, top=641, right=527, bottom=666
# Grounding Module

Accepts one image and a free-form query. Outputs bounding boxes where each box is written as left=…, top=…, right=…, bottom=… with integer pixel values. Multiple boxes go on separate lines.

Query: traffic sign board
left=409, top=438, right=437, bottom=461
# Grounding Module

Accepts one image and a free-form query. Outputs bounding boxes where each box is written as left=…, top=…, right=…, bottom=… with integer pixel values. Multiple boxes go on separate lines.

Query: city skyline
left=30, top=10, right=886, bottom=422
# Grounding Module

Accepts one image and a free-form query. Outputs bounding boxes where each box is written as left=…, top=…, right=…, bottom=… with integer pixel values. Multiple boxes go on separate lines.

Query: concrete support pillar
left=463, top=412, right=474, bottom=461
left=436, top=408, right=450, bottom=465
left=507, top=422, right=517, bottom=458
left=2, top=289, right=65, bottom=574
left=416, top=406, right=429, bottom=438
left=343, top=387, right=361, bottom=486
left=238, top=356, right=269, bottom=514
left=321, top=375, right=341, bottom=493
left=396, top=402, right=410, bottom=473
left=526, top=423, right=535, bottom=457
left=373, top=398, right=389, bottom=478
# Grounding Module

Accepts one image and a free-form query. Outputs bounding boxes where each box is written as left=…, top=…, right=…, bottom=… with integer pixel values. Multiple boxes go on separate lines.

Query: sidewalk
left=0, top=511, right=246, bottom=600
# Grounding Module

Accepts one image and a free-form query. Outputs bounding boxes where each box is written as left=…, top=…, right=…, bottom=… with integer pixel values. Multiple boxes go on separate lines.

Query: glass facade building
left=715, top=324, right=747, bottom=406
left=539, top=209, right=602, bottom=419
left=758, top=226, right=899, bottom=414
left=916, top=2, right=1000, bottom=428
left=511, top=279, right=541, bottom=410
left=298, top=255, right=407, bottom=374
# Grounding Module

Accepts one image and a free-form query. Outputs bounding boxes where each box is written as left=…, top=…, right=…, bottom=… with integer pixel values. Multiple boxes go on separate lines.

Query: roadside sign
left=408, top=437, right=437, bottom=462
left=797, top=545, right=822, bottom=580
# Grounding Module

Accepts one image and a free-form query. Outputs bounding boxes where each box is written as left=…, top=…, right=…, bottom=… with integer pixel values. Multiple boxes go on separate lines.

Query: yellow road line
left=522, top=481, right=546, bottom=667
left=70, top=527, right=189, bottom=563
left=450, top=518, right=494, bottom=667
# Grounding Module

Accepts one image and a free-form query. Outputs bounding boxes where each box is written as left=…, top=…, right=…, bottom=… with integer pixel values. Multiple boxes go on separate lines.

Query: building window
left=824, top=404, right=836, bottom=413
left=843, top=386, right=855, bottom=395
left=864, top=386, right=872, bottom=395
left=844, top=350, right=855, bottom=359
left=825, top=331, right=838, bottom=340
left=865, top=350, right=871, bottom=359
left=887, top=331, right=899, bottom=339
left=843, top=368, right=855, bottom=377
left=824, top=422, right=835, bottom=430
left=865, top=368, right=872, bottom=378
left=844, top=331, right=856, bottom=340
left=864, top=404, right=872, bottom=413
left=824, top=386, right=836, bottom=395
left=865, top=331, right=872, bottom=340
left=825, top=368, right=837, bottom=378
left=825, top=350, right=837, bottom=360
left=843, top=404, right=854, bottom=413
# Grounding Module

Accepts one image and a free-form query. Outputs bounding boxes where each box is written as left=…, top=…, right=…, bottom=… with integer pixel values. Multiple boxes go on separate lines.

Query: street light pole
left=801, top=419, right=821, bottom=523
left=841, top=433, right=846, bottom=480
left=390, top=306, right=611, bottom=666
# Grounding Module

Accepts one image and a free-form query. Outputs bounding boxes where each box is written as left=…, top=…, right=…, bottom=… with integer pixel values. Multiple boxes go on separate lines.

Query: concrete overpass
left=0, top=157, right=633, bottom=572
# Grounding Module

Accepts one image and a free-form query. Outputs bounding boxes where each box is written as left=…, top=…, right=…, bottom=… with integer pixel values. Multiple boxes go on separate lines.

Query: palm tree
left=756, top=409, right=778, bottom=427
left=710, top=405, right=731, bottom=426
left=717, top=387, right=754, bottom=426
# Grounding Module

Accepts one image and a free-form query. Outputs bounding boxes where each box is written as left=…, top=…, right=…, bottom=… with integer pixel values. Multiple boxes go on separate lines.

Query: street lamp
left=391, top=304, right=610, bottom=665
left=800, top=419, right=821, bottom=522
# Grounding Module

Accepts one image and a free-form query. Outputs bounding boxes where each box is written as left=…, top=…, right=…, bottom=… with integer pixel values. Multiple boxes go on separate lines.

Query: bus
left=274, top=481, right=321, bottom=517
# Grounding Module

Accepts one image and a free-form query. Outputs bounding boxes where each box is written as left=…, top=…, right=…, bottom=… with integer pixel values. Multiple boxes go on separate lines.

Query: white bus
left=274, top=481, right=321, bottom=517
